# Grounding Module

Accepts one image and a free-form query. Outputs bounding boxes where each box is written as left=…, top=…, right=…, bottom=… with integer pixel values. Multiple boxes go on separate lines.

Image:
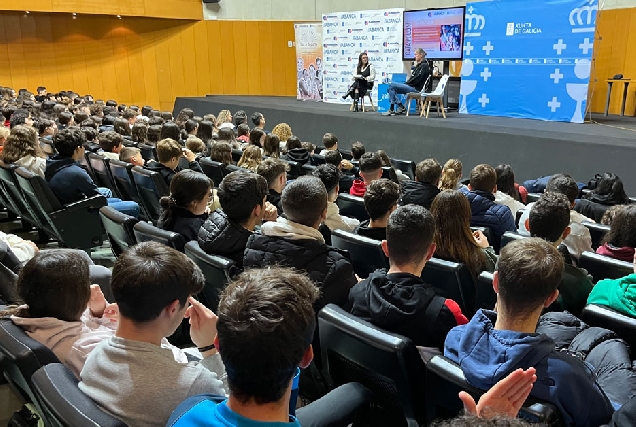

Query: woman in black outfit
left=342, top=52, right=376, bottom=112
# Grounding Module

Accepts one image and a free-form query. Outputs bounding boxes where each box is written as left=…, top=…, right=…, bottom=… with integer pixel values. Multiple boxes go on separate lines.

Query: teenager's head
left=257, top=158, right=288, bottom=191
left=286, top=136, right=302, bottom=151
left=147, top=125, right=162, bottom=144
left=251, top=112, right=265, bottom=127
left=233, top=110, right=247, bottom=127
left=156, top=138, right=182, bottom=167
left=16, top=249, right=91, bottom=322
left=36, top=119, right=56, bottom=138
left=160, top=121, right=181, bottom=142
left=141, top=106, right=152, bottom=117
left=160, top=170, right=212, bottom=227
left=528, top=193, right=571, bottom=244
left=113, top=117, right=131, bottom=136
left=132, top=122, right=148, bottom=144
left=249, top=128, right=266, bottom=148
left=545, top=174, right=579, bottom=205
left=282, top=176, right=327, bottom=228
left=185, top=119, right=198, bottom=135
left=53, top=127, right=85, bottom=158
left=74, top=112, right=89, bottom=125
left=218, top=171, right=268, bottom=225
left=416, top=158, right=442, bottom=185
left=216, top=267, right=318, bottom=404
left=439, top=158, right=462, bottom=191
left=351, top=142, right=365, bottom=160
left=385, top=205, right=436, bottom=268
left=217, top=127, right=235, bottom=143
left=271, top=123, right=292, bottom=143
left=216, top=110, right=232, bottom=128
left=119, top=146, right=145, bottom=166
left=495, top=238, right=563, bottom=319
left=322, top=133, right=338, bottom=150
left=603, top=204, right=636, bottom=249
left=359, top=152, right=383, bottom=183
left=587, top=173, right=629, bottom=204
left=210, top=141, right=232, bottom=165
left=1, top=125, right=43, bottom=163
left=324, top=150, right=342, bottom=167
left=263, top=134, right=281, bottom=158
left=469, top=164, right=497, bottom=193
left=302, top=141, right=316, bottom=155
left=237, top=124, right=250, bottom=139
left=237, top=145, right=262, bottom=171
left=364, top=178, right=400, bottom=221
left=312, top=164, right=341, bottom=200
left=98, top=131, right=123, bottom=154
left=175, top=108, right=194, bottom=127
left=185, top=136, right=206, bottom=154
left=601, top=204, right=625, bottom=226
left=495, top=164, right=519, bottom=201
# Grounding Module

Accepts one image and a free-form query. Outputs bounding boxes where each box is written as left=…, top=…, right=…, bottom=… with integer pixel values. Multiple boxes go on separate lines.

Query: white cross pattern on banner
left=480, top=68, right=492, bottom=82
left=464, top=42, right=474, bottom=56
left=553, top=39, right=567, bottom=55
left=548, top=97, right=561, bottom=112
left=550, top=69, right=564, bottom=84
left=579, top=38, right=594, bottom=54
left=482, top=41, right=494, bottom=55
left=478, top=93, right=490, bottom=107
left=468, top=5, right=474, bottom=14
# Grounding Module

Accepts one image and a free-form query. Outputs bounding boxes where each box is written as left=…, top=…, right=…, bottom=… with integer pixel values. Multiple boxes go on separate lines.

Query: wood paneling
left=0, top=13, right=297, bottom=111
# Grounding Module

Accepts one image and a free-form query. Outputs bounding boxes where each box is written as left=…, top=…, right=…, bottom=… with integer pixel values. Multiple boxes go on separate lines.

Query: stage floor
left=174, top=95, right=636, bottom=193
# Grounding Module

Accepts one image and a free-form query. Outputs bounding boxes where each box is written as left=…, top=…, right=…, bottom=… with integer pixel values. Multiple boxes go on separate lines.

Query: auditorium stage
left=174, top=95, right=636, bottom=194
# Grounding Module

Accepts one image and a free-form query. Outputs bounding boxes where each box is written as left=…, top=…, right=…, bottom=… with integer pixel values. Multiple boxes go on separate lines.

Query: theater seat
left=231, top=149, right=243, bottom=164
left=500, top=231, right=526, bottom=249
left=0, top=163, right=44, bottom=229
left=578, top=251, right=632, bottom=283
left=138, top=143, right=157, bottom=162
left=131, top=166, right=169, bottom=224
left=318, top=304, right=425, bottom=427
left=425, top=355, right=563, bottom=425
left=88, top=153, right=120, bottom=197
left=421, top=258, right=475, bottom=318
left=0, top=262, right=20, bottom=305
left=311, top=154, right=326, bottom=166
left=184, top=241, right=237, bottom=311
left=302, top=164, right=317, bottom=176
left=475, top=271, right=496, bottom=311
left=31, top=363, right=127, bottom=427
left=99, top=206, right=139, bottom=257
left=283, top=159, right=302, bottom=179
left=133, top=221, right=183, bottom=251
left=336, top=193, right=369, bottom=222
left=390, top=159, right=415, bottom=180
left=330, top=229, right=388, bottom=279
left=581, top=304, right=636, bottom=350
left=582, top=222, right=610, bottom=249
left=526, top=193, right=542, bottom=203
left=381, top=167, right=399, bottom=184
left=199, top=158, right=225, bottom=187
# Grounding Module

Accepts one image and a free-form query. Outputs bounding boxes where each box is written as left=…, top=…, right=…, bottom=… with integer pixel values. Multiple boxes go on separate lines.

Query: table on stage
left=605, top=78, right=633, bottom=117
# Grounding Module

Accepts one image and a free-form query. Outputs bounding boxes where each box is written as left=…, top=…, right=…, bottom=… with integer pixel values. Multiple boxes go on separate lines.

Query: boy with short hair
left=256, top=158, right=289, bottom=215
left=319, top=133, right=339, bottom=156
left=97, top=131, right=124, bottom=161
left=145, top=138, right=203, bottom=185
left=312, top=164, right=359, bottom=233
left=355, top=178, right=400, bottom=241
left=119, top=147, right=145, bottom=167
left=351, top=141, right=365, bottom=160
left=349, top=152, right=383, bottom=197
left=400, top=158, right=442, bottom=209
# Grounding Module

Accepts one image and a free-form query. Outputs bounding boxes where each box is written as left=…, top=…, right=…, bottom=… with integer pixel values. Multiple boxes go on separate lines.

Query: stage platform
left=174, top=95, right=636, bottom=194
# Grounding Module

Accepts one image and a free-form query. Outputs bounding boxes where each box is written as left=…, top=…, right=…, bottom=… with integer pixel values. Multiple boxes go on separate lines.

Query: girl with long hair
left=439, top=159, right=463, bottom=191
left=1, top=125, right=46, bottom=177
left=494, top=164, right=526, bottom=217
left=263, top=134, right=281, bottom=158
left=597, top=204, right=636, bottom=262
left=342, top=52, right=376, bottom=112
left=237, top=145, right=263, bottom=172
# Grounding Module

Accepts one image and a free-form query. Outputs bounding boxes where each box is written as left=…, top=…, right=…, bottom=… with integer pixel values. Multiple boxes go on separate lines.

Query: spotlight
left=117, top=15, right=122, bottom=19
left=72, top=13, right=77, bottom=19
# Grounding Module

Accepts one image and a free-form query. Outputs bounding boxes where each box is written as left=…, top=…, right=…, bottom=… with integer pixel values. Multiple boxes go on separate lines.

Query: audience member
left=146, top=138, right=203, bottom=185
left=0, top=126, right=9, bottom=153
left=209, top=141, right=233, bottom=173
left=257, top=158, right=288, bottom=215
left=147, top=125, right=162, bottom=145
left=377, top=150, right=408, bottom=183
left=400, top=158, right=442, bottom=209
left=10, top=109, right=34, bottom=129
left=237, top=145, right=262, bottom=172
left=175, top=108, right=194, bottom=129
left=348, top=205, right=467, bottom=349
left=217, top=127, right=239, bottom=150
left=185, top=136, right=206, bottom=159
left=97, top=131, right=124, bottom=161
left=37, top=118, right=57, bottom=140
left=196, top=120, right=215, bottom=146
left=271, top=123, right=292, bottom=145
left=313, top=164, right=359, bottom=233
left=302, top=141, right=316, bottom=156
left=431, top=190, right=496, bottom=278
left=354, top=179, right=399, bottom=241
left=351, top=141, right=365, bottom=160
left=113, top=117, right=131, bottom=137
left=459, top=164, right=515, bottom=249
left=262, top=133, right=280, bottom=158
left=587, top=252, right=636, bottom=318
left=247, top=128, right=265, bottom=149
left=244, top=177, right=357, bottom=311
left=319, top=133, right=338, bottom=156
left=199, top=171, right=275, bottom=267
left=236, top=123, right=250, bottom=144
left=79, top=242, right=226, bottom=427
left=1, top=125, right=46, bottom=177
left=251, top=112, right=266, bottom=131
left=325, top=150, right=356, bottom=194
left=161, top=121, right=182, bottom=143
left=601, top=204, right=624, bottom=226
left=282, top=136, right=310, bottom=165
left=350, top=152, right=383, bottom=197
left=119, top=146, right=145, bottom=167
left=158, top=170, right=212, bottom=252
left=216, top=110, right=233, bottom=130
left=576, top=173, right=630, bottom=222
left=597, top=204, right=636, bottom=262
left=233, top=110, right=247, bottom=127
left=494, top=165, right=525, bottom=217
left=444, top=238, right=614, bottom=427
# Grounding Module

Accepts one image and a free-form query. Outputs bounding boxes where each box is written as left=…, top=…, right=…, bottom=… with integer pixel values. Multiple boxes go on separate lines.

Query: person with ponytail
left=158, top=170, right=213, bottom=252
left=439, top=158, right=465, bottom=191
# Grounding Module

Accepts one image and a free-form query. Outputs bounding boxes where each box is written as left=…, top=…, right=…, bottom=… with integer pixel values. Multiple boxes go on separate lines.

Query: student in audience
left=145, top=138, right=203, bottom=185
left=113, top=117, right=132, bottom=138
left=1, top=125, right=46, bottom=177
left=9, top=109, right=34, bottom=129
left=122, top=108, right=138, bottom=127
left=348, top=205, right=467, bottom=349
left=0, top=126, right=9, bottom=153
left=217, top=127, right=240, bottom=150
left=79, top=242, right=226, bottom=427
left=244, top=177, right=357, bottom=311
left=251, top=112, right=266, bottom=131
left=282, top=136, right=310, bottom=165
left=262, top=133, right=280, bottom=158
left=354, top=178, right=399, bottom=241
left=460, top=164, right=516, bottom=249
left=351, top=141, right=365, bottom=160
left=196, top=120, right=215, bottom=146
left=233, top=110, right=247, bottom=127
left=431, top=190, right=496, bottom=278
left=58, top=111, right=74, bottom=130
left=597, top=204, right=636, bottom=262
left=185, top=137, right=206, bottom=160
left=601, top=204, right=624, bottom=226
left=494, top=165, right=526, bottom=217
left=45, top=128, right=139, bottom=217
left=587, top=252, right=636, bottom=318
left=444, top=238, right=615, bottom=427
left=324, top=150, right=356, bottom=194
left=38, top=118, right=57, bottom=140
left=184, top=119, right=199, bottom=139
left=131, top=122, right=148, bottom=144
left=319, top=133, right=339, bottom=156
left=377, top=150, right=408, bottom=183
left=302, top=141, right=316, bottom=156
left=576, top=173, right=630, bottom=223
left=271, top=123, right=292, bottom=146
left=350, top=152, right=383, bottom=197
left=236, top=123, right=250, bottom=144
left=313, top=164, right=359, bottom=233
left=257, top=158, right=288, bottom=215
left=147, top=124, right=162, bottom=145
left=97, top=131, right=124, bottom=161
left=119, top=146, right=145, bottom=167
left=209, top=141, right=233, bottom=173
left=400, top=158, right=442, bottom=209
left=168, top=267, right=371, bottom=427
left=175, top=108, right=194, bottom=129
left=161, top=121, right=182, bottom=144
left=216, top=110, right=233, bottom=130
left=237, top=145, right=262, bottom=172
left=247, top=128, right=266, bottom=149
left=199, top=171, right=275, bottom=267
left=527, top=193, right=594, bottom=316
left=158, top=170, right=212, bottom=252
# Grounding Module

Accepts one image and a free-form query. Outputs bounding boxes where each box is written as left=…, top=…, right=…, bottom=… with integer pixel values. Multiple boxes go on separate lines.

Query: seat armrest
left=61, top=195, right=108, bottom=213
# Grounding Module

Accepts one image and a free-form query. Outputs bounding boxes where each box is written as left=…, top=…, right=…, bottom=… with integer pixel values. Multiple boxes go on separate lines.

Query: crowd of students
left=1, top=85, right=636, bottom=426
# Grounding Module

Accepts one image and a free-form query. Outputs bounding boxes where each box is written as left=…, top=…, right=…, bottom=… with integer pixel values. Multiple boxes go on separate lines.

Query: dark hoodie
left=282, top=148, right=310, bottom=165
left=348, top=270, right=467, bottom=350
left=353, top=220, right=386, bottom=241
left=444, top=309, right=614, bottom=427
left=197, top=209, right=253, bottom=267
left=145, top=160, right=203, bottom=185
left=400, top=181, right=440, bottom=210
left=45, top=155, right=99, bottom=205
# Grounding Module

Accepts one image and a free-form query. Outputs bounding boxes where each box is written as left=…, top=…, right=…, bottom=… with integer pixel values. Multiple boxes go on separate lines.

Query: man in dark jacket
left=383, top=48, right=431, bottom=116
left=145, top=137, right=203, bottom=185
left=400, top=158, right=441, bottom=210
left=198, top=171, right=276, bottom=267
left=459, top=164, right=515, bottom=249
left=244, top=176, right=357, bottom=312
left=348, top=205, right=467, bottom=350
left=257, top=158, right=288, bottom=215
left=354, top=178, right=399, bottom=241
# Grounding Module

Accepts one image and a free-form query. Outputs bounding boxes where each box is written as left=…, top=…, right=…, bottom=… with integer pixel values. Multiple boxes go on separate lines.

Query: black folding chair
left=581, top=304, right=636, bottom=350
left=133, top=221, right=183, bottom=251
left=578, top=251, right=633, bottom=283
left=99, top=206, right=139, bottom=257
left=336, top=193, right=369, bottom=222
left=331, top=229, right=388, bottom=278
left=422, top=258, right=475, bottom=318
left=184, top=241, right=237, bottom=310
left=130, top=166, right=169, bottom=224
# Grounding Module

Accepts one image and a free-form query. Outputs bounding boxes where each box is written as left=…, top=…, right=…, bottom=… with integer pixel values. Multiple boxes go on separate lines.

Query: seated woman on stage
left=342, top=52, right=376, bottom=112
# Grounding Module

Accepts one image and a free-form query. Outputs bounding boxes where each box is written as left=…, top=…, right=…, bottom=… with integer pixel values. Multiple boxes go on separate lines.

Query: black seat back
left=99, top=206, right=138, bottom=257
left=199, top=158, right=226, bottom=187
left=381, top=167, right=399, bottom=184
left=284, top=160, right=302, bottom=179
left=390, top=159, right=415, bottom=180
left=131, top=166, right=169, bottom=224
left=302, top=164, right=317, bottom=176
left=500, top=231, right=526, bottom=249
left=0, top=262, right=20, bottom=305
left=108, top=160, right=139, bottom=202
left=425, top=355, right=563, bottom=425
left=318, top=304, right=426, bottom=426
left=226, top=164, right=248, bottom=174
left=336, top=193, right=369, bottom=222
left=330, top=229, right=388, bottom=278
left=133, top=221, right=182, bottom=251
left=581, top=304, right=636, bottom=350
left=578, top=251, right=633, bottom=282
left=138, top=143, right=157, bottom=162
left=474, top=271, right=496, bottom=311
left=31, top=363, right=128, bottom=427
left=231, top=149, right=243, bottom=163
left=88, top=153, right=118, bottom=196
left=184, top=241, right=237, bottom=310
left=422, top=258, right=475, bottom=317
left=0, top=163, right=41, bottom=227
left=526, top=193, right=542, bottom=203
left=311, top=154, right=326, bottom=166
left=582, top=222, right=610, bottom=249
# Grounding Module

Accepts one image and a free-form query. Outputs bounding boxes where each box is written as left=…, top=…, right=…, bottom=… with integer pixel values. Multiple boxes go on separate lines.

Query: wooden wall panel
left=0, top=12, right=298, bottom=109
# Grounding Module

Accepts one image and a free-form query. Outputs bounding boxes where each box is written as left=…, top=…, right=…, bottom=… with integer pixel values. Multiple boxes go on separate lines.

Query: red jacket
left=349, top=179, right=367, bottom=197
left=596, top=243, right=635, bottom=263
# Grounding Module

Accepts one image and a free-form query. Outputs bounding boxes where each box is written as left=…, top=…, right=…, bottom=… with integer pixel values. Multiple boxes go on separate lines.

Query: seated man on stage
left=383, top=48, right=431, bottom=116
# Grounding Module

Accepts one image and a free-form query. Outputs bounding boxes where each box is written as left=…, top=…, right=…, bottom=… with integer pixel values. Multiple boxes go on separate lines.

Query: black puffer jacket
left=400, top=181, right=440, bottom=210
left=197, top=209, right=253, bottom=267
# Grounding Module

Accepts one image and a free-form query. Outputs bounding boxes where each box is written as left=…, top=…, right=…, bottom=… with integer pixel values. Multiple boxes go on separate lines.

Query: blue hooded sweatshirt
left=444, top=309, right=614, bottom=427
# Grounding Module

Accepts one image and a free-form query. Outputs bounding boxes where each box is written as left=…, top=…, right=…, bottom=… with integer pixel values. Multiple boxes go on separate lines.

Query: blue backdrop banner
left=460, top=0, right=597, bottom=123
